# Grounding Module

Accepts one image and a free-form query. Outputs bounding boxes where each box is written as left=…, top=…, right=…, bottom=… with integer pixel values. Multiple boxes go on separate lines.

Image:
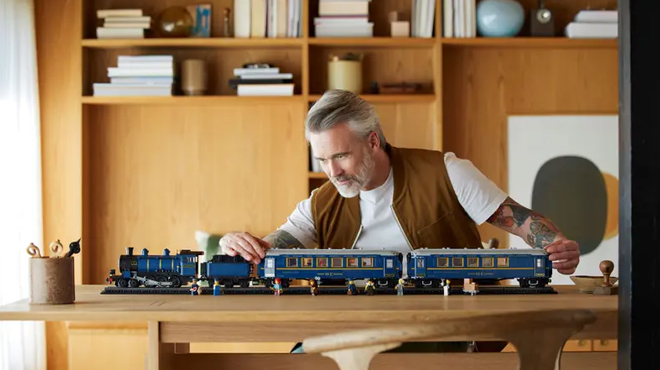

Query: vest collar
left=385, top=144, right=408, bottom=205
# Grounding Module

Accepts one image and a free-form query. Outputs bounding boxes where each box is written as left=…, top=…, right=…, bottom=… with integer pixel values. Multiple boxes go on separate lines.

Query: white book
left=234, top=0, right=252, bottom=38
left=574, top=10, right=618, bottom=23
left=96, top=27, right=144, bottom=39
left=118, top=55, right=173, bottom=61
left=233, top=67, right=280, bottom=76
left=103, top=22, right=151, bottom=29
left=237, top=84, right=294, bottom=96
left=104, top=16, right=151, bottom=23
left=97, top=9, right=142, bottom=18
left=565, top=22, right=617, bottom=38
left=443, top=0, right=453, bottom=37
left=110, top=77, right=174, bottom=84
left=107, top=67, right=174, bottom=77
left=315, top=23, right=373, bottom=37
left=241, top=73, right=293, bottom=79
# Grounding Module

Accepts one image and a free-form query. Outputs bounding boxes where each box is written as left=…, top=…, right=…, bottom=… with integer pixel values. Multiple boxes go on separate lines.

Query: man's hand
left=219, top=232, right=270, bottom=264
left=544, top=238, right=580, bottom=275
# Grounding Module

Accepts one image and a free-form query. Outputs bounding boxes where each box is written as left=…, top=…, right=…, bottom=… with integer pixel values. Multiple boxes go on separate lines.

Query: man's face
left=309, top=123, right=375, bottom=198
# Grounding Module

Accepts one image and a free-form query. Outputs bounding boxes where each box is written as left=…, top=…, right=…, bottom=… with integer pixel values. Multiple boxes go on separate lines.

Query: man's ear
left=368, top=132, right=379, bottom=149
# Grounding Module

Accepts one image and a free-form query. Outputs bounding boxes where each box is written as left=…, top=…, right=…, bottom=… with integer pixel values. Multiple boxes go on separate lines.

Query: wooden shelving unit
left=75, top=0, right=619, bottom=282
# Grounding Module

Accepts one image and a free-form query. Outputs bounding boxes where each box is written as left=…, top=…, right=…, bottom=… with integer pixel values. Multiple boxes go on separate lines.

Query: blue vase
left=476, top=0, right=525, bottom=37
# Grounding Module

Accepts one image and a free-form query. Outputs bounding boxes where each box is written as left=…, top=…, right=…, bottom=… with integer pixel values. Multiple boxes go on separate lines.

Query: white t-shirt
left=278, top=152, right=508, bottom=255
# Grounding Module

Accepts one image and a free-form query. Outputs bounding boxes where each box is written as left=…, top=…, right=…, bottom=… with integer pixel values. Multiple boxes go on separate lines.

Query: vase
left=476, top=0, right=525, bottom=37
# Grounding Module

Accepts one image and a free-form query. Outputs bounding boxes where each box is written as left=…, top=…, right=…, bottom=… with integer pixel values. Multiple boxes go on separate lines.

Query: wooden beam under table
left=159, top=311, right=617, bottom=344
left=156, top=352, right=616, bottom=370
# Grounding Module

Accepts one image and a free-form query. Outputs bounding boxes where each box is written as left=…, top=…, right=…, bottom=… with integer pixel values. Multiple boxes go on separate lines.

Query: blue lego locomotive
left=406, top=248, right=552, bottom=288
left=107, top=247, right=204, bottom=288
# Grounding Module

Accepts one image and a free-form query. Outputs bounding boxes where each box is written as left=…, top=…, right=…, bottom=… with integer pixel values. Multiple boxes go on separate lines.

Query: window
left=331, top=257, right=343, bottom=267
left=497, top=257, right=508, bottom=267
left=286, top=258, right=297, bottom=267
left=417, top=259, right=425, bottom=268
left=467, top=257, right=479, bottom=267
left=386, top=259, right=393, bottom=268
left=317, top=258, right=328, bottom=268
left=347, top=257, right=358, bottom=267
left=452, top=257, right=463, bottom=267
left=266, top=259, right=274, bottom=268
left=361, top=257, right=373, bottom=267
left=482, top=258, right=493, bottom=267
left=302, top=257, right=313, bottom=267
left=536, top=259, right=543, bottom=268
left=437, top=257, right=448, bottom=267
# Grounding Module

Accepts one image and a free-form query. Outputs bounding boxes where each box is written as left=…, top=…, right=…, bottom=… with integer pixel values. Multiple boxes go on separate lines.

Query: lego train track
left=101, top=285, right=556, bottom=295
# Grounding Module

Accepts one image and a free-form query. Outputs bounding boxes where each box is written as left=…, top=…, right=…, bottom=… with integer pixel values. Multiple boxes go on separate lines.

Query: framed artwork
left=507, top=115, right=619, bottom=285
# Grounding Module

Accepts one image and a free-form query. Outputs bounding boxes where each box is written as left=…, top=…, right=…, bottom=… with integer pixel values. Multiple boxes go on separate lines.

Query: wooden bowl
left=570, top=275, right=619, bottom=293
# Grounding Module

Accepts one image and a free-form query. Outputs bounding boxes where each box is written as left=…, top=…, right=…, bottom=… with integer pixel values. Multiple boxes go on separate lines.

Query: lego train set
left=103, top=246, right=555, bottom=295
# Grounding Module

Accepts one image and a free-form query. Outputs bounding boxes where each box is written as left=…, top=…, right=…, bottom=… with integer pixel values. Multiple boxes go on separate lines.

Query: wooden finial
left=599, top=260, right=614, bottom=287
left=593, top=260, right=617, bottom=295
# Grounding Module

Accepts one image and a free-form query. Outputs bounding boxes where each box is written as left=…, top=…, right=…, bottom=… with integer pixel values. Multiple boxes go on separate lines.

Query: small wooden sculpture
left=593, top=260, right=618, bottom=295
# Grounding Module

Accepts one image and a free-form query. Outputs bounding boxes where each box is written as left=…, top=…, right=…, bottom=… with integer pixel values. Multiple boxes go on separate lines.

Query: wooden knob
left=599, top=260, right=614, bottom=287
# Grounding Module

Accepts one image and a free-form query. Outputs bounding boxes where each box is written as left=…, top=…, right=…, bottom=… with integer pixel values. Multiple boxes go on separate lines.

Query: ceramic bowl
left=570, top=275, right=619, bottom=293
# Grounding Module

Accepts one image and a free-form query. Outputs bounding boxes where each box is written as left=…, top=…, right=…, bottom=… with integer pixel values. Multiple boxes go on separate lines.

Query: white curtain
left=0, top=0, right=47, bottom=368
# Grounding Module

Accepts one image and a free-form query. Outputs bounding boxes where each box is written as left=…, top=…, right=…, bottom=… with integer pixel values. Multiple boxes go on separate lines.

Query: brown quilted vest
left=310, top=145, right=483, bottom=250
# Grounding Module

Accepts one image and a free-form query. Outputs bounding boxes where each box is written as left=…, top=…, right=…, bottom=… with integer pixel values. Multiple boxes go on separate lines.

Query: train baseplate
left=101, top=285, right=556, bottom=295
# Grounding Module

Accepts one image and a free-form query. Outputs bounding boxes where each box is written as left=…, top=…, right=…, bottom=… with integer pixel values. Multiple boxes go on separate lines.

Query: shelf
left=309, top=172, right=327, bottom=179
left=81, top=38, right=304, bottom=48
left=442, top=37, right=617, bottom=48
left=81, top=96, right=306, bottom=105
left=308, top=37, right=436, bottom=47
left=308, top=94, right=436, bottom=103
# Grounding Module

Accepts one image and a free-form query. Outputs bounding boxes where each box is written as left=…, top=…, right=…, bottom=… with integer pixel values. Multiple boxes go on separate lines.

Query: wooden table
left=0, top=285, right=617, bottom=370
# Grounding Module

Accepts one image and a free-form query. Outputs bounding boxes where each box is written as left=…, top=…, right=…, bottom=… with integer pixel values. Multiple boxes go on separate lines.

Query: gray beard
left=332, top=150, right=375, bottom=198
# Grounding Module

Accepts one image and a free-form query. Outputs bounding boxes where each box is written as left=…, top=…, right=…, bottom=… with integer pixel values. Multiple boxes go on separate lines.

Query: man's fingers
left=243, top=235, right=266, bottom=259
left=234, top=237, right=263, bottom=263
left=224, top=246, right=237, bottom=256
left=545, top=240, right=579, bottom=254
left=553, top=259, right=579, bottom=270
left=549, top=250, right=580, bottom=261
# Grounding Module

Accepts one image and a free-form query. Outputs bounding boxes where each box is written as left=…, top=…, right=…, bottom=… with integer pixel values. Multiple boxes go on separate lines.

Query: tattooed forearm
left=263, top=229, right=304, bottom=249
left=487, top=197, right=564, bottom=249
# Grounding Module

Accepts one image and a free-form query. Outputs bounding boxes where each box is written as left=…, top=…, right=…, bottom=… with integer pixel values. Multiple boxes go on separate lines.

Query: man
left=219, top=89, right=580, bottom=353
left=219, top=89, right=580, bottom=277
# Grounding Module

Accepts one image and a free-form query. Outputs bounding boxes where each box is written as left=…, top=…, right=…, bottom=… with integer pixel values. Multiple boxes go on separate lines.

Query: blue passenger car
left=257, top=249, right=403, bottom=288
left=406, top=248, right=552, bottom=288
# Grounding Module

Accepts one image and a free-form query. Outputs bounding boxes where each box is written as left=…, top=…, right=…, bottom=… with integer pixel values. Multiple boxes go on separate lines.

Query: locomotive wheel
left=224, top=281, right=234, bottom=288
left=240, top=280, right=250, bottom=288
left=117, top=279, right=129, bottom=288
left=169, top=276, right=181, bottom=288
left=128, top=279, right=139, bottom=288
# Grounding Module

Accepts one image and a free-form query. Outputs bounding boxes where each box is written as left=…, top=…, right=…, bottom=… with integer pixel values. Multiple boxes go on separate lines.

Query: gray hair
left=305, top=89, right=387, bottom=148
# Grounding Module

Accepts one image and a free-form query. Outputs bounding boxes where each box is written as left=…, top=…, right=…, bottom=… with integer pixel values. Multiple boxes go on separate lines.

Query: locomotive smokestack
left=126, top=247, right=133, bottom=256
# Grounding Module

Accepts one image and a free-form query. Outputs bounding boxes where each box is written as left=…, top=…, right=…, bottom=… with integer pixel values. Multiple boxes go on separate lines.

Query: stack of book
left=230, top=64, right=294, bottom=96
left=565, top=10, right=618, bottom=38
left=314, top=0, right=373, bottom=37
left=441, top=0, right=473, bottom=38
left=93, top=55, right=174, bottom=97
left=233, top=0, right=302, bottom=38
left=96, top=9, right=151, bottom=39
left=412, top=0, right=436, bottom=37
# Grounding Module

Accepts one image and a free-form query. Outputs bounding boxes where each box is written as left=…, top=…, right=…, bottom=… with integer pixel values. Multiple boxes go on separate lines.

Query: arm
left=486, top=197, right=563, bottom=249
left=486, top=197, right=580, bottom=274
left=262, top=229, right=305, bottom=249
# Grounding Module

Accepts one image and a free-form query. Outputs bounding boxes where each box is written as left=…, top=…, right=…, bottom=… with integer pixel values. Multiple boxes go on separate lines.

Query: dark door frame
left=618, top=1, right=659, bottom=369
